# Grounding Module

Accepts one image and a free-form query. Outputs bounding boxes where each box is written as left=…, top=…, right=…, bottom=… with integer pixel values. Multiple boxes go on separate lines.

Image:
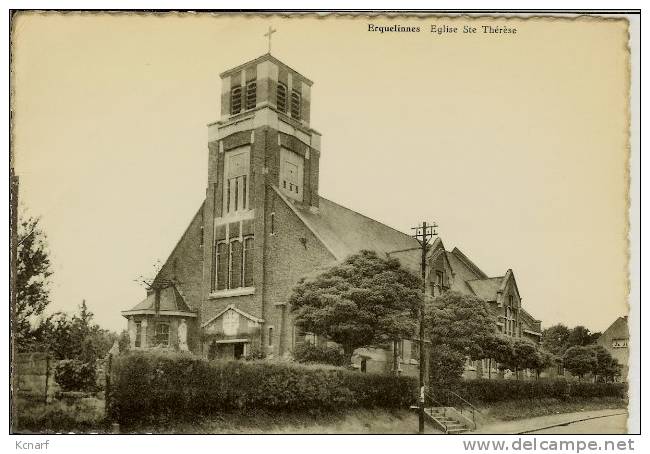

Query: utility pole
left=411, top=220, right=437, bottom=434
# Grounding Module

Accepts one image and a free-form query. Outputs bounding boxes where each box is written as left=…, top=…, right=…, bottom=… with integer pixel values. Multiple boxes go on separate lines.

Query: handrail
left=423, top=391, right=450, bottom=434
left=446, top=389, right=482, bottom=416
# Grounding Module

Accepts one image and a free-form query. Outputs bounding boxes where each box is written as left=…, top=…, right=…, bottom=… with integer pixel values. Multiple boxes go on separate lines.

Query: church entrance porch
left=207, top=339, right=249, bottom=360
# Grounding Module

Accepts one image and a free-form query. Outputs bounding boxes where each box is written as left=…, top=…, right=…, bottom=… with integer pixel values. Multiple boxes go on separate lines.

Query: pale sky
left=12, top=13, right=630, bottom=333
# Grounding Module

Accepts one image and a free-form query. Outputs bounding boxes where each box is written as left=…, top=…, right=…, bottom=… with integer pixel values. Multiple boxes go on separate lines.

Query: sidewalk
left=472, top=409, right=627, bottom=434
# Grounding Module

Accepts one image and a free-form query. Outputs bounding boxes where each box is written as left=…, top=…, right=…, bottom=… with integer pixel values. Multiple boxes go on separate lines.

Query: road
left=527, top=413, right=628, bottom=434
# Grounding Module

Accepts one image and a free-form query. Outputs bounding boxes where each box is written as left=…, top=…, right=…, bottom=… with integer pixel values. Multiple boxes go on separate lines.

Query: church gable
left=202, top=305, right=263, bottom=339
left=153, top=202, right=205, bottom=311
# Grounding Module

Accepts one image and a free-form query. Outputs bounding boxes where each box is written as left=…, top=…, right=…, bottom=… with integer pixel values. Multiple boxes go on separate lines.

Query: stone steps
left=425, top=407, right=471, bottom=434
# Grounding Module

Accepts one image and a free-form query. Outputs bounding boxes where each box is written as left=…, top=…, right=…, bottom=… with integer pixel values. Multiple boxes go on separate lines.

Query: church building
left=121, top=52, right=542, bottom=373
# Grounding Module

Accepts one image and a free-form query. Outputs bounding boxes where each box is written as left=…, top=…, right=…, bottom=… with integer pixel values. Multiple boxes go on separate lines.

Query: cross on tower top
left=264, top=26, right=277, bottom=54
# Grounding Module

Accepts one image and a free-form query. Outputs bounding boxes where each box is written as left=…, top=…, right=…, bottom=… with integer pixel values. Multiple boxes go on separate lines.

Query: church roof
left=274, top=187, right=421, bottom=271
left=465, top=276, right=505, bottom=302
left=122, top=285, right=196, bottom=317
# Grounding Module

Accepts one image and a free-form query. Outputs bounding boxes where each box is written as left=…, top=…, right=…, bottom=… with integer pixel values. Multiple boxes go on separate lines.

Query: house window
left=434, top=270, right=445, bottom=295
left=277, top=82, right=287, bottom=112
left=245, top=80, right=257, bottom=110
left=231, top=86, right=242, bottom=115
left=135, top=321, right=142, bottom=348
left=505, top=306, right=516, bottom=337
left=290, top=89, right=301, bottom=120
left=223, top=148, right=250, bottom=215
left=155, top=322, right=170, bottom=347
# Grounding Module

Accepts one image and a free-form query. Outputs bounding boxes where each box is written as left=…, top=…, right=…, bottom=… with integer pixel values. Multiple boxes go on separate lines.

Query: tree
left=510, top=338, right=542, bottom=379
left=289, top=250, right=422, bottom=361
left=481, top=334, right=514, bottom=379
left=14, top=212, right=52, bottom=351
left=541, top=324, right=571, bottom=356
left=425, top=291, right=495, bottom=360
left=532, top=349, right=559, bottom=379
left=428, top=344, right=466, bottom=387
left=567, top=325, right=598, bottom=348
left=563, top=345, right=598, bottom=380
left=35, top=302, right=117, bottom=362
left=591, top=345, right=621, bottom=382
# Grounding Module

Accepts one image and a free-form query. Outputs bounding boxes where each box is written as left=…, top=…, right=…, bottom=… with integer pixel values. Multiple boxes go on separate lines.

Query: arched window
left=276, top=82, right=287, bottom=113
left=268, top=327, right=274, bottom=346
left=245, top=80, right=257, bottom=110
left=290, top=89, right=301, bottom=120
left=231, top=86, right=242, bottom=115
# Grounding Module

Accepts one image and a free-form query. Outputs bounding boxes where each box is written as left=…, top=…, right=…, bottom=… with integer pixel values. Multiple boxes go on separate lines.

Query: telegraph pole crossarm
left=411, top=220, right=438, bottom=434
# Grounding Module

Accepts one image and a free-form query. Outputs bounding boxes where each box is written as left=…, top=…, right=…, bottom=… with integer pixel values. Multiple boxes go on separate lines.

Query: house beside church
left=597, top=316, right=629, bottom=382
left=121, top=52, right=542, bottom=375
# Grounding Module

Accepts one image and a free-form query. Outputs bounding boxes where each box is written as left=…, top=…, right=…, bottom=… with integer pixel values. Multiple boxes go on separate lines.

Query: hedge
left=453, top=379, right=627, bottom=404
left=109, top=351, right=417, bottom=423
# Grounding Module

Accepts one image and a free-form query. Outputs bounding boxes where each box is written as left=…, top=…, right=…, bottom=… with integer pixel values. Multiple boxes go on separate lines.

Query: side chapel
left=121, top=52, right=543, bottom=376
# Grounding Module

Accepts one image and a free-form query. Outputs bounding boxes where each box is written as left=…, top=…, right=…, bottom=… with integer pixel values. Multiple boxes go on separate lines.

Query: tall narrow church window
left=223, top=147, right=250, bottom=215
left=243, top=237, right=254, bottom=287
left=216, top=242, right=229, bottom=291
left=230, top=240, right=243, bottom=289
left=245, top=80, right=257, bottom=110
left=268, top=327, right=274, bottom=346
left=270, top=212, right=275, bottom=234
left=290, top=89, right=301, bottom=120
left=231, top=86, right=242, bottom=115
left=277, top=83, right=287, bottom=112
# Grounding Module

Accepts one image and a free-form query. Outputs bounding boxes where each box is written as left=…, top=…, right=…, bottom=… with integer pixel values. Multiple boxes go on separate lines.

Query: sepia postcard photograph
left=7, top=8, right=640, bottom=444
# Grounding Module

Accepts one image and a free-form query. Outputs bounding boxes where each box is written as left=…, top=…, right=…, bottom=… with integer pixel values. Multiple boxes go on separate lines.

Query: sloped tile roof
left=126, top=285, right=193, bottom=313
left=465, top=276, right=505, bottom=301
left=277, top=187, right=421, bottom=272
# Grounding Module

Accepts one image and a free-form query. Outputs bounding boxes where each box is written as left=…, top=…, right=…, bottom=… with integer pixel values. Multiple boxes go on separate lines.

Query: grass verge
left=123, top=408, right=439, bottom=434
left=480, top=397, right=627, bottom=422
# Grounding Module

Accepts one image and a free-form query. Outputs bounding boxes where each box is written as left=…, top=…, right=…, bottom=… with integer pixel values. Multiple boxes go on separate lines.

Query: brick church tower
left=200, top=54, right=323, bottom=358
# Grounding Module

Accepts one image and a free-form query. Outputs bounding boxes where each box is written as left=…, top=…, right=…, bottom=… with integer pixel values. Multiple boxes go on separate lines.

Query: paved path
left=473, top=409, right=628, bottom=434
left=527, top=413, right=628, bottom=434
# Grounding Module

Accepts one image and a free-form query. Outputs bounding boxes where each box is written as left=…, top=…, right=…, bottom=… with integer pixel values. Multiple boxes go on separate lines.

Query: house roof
left=122, top=285, right=195, bottom=316
left=274, top=186, right=421, bottom=271
left=465, top=277, right=504, bottom=301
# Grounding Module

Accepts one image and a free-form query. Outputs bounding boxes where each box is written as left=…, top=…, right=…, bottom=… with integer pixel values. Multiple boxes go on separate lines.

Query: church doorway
left=206, top=340, right=248, bottom=360
left=234, top=343, right=244, bottom=359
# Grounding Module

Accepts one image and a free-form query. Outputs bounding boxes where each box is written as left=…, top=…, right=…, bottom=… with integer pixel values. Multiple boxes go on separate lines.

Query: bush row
left=109, top=351, right=417, bottom=423
left=453, top=379, right=627, bottom=404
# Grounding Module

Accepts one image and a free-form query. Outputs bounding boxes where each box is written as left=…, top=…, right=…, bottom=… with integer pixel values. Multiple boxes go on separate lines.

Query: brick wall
left=263, top=190, right=336, bottom=357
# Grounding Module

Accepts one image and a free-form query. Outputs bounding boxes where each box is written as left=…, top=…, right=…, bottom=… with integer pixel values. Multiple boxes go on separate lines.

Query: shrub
left=428, top=345, right=466, bottom=387
left=293, top=343, right=348, bottom=366
left=109, top=351, right=417, bottom=424
left=453, top=379, right=626, bottom=404
left=54, top=359, right=97, bottom=392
